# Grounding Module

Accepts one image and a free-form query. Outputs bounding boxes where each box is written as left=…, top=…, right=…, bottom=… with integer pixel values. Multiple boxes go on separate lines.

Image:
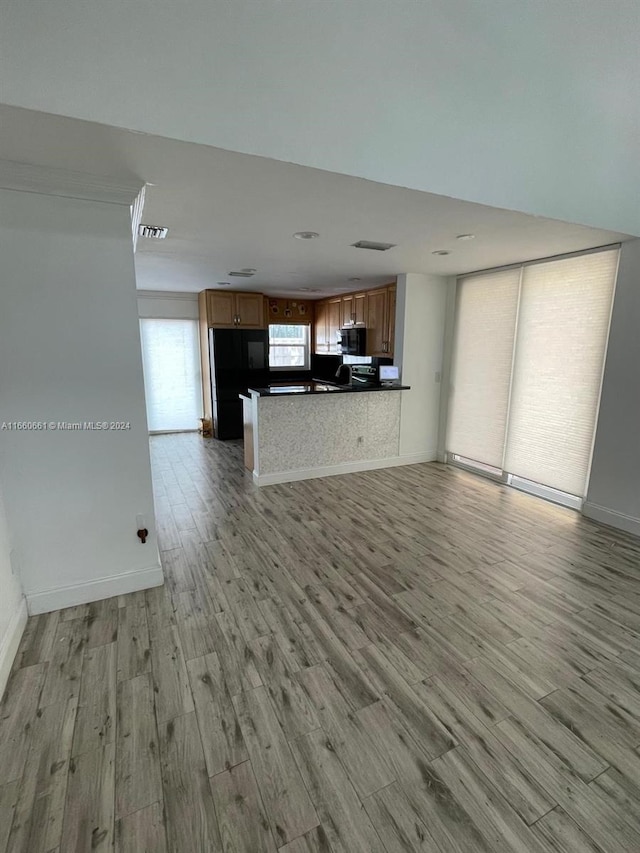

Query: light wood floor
left=2, top=433, right=640, bottom=852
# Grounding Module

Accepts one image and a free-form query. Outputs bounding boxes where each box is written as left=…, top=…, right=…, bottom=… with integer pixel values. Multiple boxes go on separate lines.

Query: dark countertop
left=244, top=380, right=410, bottom=398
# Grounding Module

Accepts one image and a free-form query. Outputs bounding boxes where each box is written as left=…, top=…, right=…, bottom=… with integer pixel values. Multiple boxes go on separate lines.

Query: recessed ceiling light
left=299, top=287, right=321, bottom=292
left=293, top=231, right=320, bottom=240
left=432, top=250, right=450, bottom=256
left=241, top=268, right=257, bottom=273
left=456, top=234, right=475, bottom=241
left=348, top=277, right=361, bottom=282
left=217, top=281, right=231, bottom=286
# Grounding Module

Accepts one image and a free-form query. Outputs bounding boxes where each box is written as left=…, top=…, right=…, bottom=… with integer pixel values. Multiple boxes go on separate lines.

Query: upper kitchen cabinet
left=366, top=284, right=396, bottom=357
left=312, top=282, right=396, bottom=356
left=366, top=288, right=387, bottom=356
left=327, top=297, right=342, bottom=353
left=235, top=292, right=265, bottom=328
left=386, top=285, right=396, bottom=356
left=354, top=292, right=367, bottom=327
left=341, top=292, right=366, bottom=328
left=206, top=290, right=236, bottom=328
left=314, top=300, right=329, bottom=353
left=203, top=290, right=265, bottom=329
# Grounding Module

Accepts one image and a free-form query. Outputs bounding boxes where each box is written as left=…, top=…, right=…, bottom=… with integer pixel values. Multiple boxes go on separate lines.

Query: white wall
left=585, top=239, right=640, bottom=535
left=0, top=480, right=27, bottom=698
left=1, top=1, right=638, bottom=235
left=137, top=290, right=199, bottom=320
left=436, top=280, right=459, bottom=462
left=0, top=188, right=162, bottom=614
left=395, top=274, right=448, bottom=459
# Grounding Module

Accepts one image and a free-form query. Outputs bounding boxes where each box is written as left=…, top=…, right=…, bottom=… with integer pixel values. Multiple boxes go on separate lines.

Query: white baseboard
left=26, top=563, right=164, bottom=615
left=254, top=451, right=436, bottom=487
left=0, top=596, right=28, bottom=699
left=582, top=502, right=640, bottom=538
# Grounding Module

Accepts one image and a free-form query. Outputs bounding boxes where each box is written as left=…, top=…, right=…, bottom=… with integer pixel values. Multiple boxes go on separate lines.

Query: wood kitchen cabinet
left=341, top=295, right=353, bottom=328
left=312, top=282, right=396, bottom=356
left=205, top=290, right=265, bottom=329
left=206, top=291, right=235, bottom=328
left=314, top=300, right=329, bottom=353
left=327, top=298, right=342, bottom=353
left=366, top=284, right=396, bottom=357
left=353, top=292, right=367, bottom=327
left=386, top=285, right=396, bottom=356
left=341, top=292, right=366, bottom=327
left=314, top=297, right=339, bottom=353
left=366, top=288, right=388, bottom=356
left=234, top=292, right=264, bottom=328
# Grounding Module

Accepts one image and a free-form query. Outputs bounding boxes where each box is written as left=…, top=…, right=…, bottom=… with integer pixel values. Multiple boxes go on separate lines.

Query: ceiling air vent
left=138, top=224, right=168, bottom=239
left=351, top=240, right=396, bottom=251
left=228, top=271, right=255, bottom=277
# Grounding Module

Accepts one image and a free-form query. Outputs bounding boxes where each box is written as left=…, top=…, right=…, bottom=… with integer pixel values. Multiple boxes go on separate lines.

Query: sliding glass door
left=446, top=247, right=619, bottom=504
left=447, top=268, right=520, bottom=472
left=139, top=319, right=202, bottom=433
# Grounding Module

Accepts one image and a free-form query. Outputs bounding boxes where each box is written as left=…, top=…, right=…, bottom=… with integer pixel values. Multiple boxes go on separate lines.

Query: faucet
left=335, top=364, right=352, bottom=385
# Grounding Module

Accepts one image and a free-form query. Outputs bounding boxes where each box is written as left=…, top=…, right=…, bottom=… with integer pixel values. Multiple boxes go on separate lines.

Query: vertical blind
left=139, top=319, right=201, bottom=433
left=447, top=247, right=618, bottom=499
left=447, top=268, right=520, bottom=469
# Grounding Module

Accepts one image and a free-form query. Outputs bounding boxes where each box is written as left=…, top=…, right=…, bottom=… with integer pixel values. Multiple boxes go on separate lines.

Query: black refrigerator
left=209, top=328, right=269, bottom=440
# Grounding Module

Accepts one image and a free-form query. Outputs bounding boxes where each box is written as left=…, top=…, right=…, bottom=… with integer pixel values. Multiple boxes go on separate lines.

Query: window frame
left=268, top=323, right=311, bottom=371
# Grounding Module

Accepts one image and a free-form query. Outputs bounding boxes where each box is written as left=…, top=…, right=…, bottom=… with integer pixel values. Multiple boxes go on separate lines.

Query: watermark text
left=2, top=421, right=132, bottom=431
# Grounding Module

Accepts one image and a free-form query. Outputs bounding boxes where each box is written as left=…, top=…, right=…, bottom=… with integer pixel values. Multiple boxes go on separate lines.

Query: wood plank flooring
left=2, top=431, right=640, bottom=851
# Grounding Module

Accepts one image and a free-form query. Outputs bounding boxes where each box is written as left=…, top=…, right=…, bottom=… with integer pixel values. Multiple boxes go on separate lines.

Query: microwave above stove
left=340, top=327, right=366, bottom=356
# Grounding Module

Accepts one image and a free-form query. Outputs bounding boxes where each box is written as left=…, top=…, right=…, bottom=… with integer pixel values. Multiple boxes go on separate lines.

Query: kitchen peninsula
left=241, top=380, right=410, bottom=485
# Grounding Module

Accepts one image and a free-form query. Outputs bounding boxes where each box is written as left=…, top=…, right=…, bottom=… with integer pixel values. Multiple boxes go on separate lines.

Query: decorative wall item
left=266, top=298, right=313, bottom=323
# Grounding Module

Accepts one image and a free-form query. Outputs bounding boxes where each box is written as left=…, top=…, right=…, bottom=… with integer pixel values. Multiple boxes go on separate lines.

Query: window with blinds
left=269, top=324, right=310, bottom=369
left=139, top=319, right=202, bottom=433
left=446, top=247, right=618, bottom=503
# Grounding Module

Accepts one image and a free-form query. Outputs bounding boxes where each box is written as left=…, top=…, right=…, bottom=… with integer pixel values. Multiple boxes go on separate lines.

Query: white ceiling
left=2, top=0, right=639, bottom=235
left=0, top=105, right=631, bottom=297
